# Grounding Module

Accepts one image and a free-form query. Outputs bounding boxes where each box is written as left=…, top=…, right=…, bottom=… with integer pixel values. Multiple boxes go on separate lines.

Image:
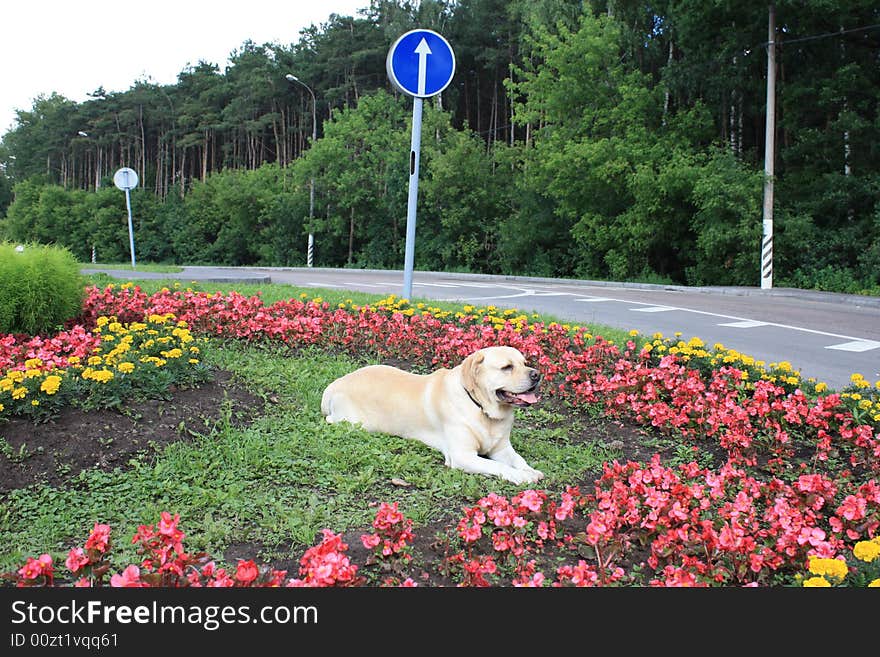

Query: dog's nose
left=529, top=369, right=541, bottom=383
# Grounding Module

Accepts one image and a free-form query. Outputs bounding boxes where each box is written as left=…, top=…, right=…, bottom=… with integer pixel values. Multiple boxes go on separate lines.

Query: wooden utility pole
left=761, top=3, right=776, bottom=289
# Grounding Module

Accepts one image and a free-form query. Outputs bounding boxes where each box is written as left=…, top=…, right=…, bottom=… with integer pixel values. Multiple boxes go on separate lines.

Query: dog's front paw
left=504, top=467, right=544, bottom=485
left=524, top=467, right=544, bottom=482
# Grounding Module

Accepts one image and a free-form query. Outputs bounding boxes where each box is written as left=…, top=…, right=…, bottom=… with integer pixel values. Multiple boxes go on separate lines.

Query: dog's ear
left=460, top=350, right=485, bottom=396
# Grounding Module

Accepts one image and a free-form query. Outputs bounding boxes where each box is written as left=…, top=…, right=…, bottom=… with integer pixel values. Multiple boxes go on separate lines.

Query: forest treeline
left=1, top=0, right=878, bottom=293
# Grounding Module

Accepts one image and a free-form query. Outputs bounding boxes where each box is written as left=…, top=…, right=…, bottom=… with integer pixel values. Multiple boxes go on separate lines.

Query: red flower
left=235, top=560, right=259, bottom=584
left=84, top=523, right=111, bottom=553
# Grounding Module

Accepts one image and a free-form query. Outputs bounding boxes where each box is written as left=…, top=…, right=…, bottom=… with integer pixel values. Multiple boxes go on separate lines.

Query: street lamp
left=286, top=73, right=316, bottom=268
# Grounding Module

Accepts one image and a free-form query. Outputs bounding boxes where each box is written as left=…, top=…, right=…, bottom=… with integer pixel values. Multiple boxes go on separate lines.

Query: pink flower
left=65, top=548, right=89, bottom=573
left=18, top=554, right=53, bottom=581
left=110, top=565, right=145, bottom=587
left=517, top=489, right=546, bottom=513
left=514, top=572, right=545, bottom=587
left=360, top=533, right=381, bottom=549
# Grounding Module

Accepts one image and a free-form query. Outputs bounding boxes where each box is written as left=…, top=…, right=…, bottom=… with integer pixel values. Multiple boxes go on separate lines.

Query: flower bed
left=2, top=283, right=879, bottom=586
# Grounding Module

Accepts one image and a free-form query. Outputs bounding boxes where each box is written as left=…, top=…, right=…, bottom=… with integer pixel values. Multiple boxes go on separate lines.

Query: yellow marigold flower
left=96, top=316, right=110, bottom=327
left=91, top=369, right=114, bottom=383
left=161, top=348, right=183, bottom=359
left=12, top=387, right=27, bottom=400
left=816, top=382, right=828, bottom=393
left=629, top=329, right=639, bottom=337
left=117, top=362, right=135, bottom=374
left=25, top=369, right=42, bottom=379
left=8, top=371, right=24, bottom=383
left=40, top=375, right=62, bottom=395
left=851, top=373, right=865, bottom=383
left=808, top=557, right=848, bottom=581
left=802, top=576, right=831, bottom=587
left=31, top=400, right=39, bottom=406
left=88, top=356, right=102, bottom=366
left=188, top=358, right=199, bottom=364
left=0, top=402, right=4, bottom=412
left=869, top=579, right=880, bottom=588
left=0, top=378, right=10, bottom=392
left=67, top=356, right=80, bottom=364
left=24, top=357, right=43, bottom=369
left=189, top=346, right=200, bottom=354
left=853, top=540, right=880, bottom=563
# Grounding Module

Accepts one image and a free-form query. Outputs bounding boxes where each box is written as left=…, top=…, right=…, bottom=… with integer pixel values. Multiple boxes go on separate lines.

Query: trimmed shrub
left=0, top=242, right=84, bottom=335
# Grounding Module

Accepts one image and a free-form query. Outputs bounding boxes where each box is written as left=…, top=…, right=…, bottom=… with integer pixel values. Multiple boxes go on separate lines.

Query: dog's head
left=460, top=346, right=542, bottom=418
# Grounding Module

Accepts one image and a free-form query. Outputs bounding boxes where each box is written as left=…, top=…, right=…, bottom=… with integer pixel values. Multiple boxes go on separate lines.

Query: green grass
left=0, top=340, right=620, bottom=573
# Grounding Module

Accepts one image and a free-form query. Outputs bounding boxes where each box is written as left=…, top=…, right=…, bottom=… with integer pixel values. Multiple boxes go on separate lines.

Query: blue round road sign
left=386, top=29, right=455, bottom=98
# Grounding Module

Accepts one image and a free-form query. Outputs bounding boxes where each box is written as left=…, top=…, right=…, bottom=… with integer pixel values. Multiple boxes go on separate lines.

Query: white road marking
left=826, top=340, right=880, bottom=352
left=632, top=306, right=676, bottom=313
left=404, top=281, right=878, bottom=353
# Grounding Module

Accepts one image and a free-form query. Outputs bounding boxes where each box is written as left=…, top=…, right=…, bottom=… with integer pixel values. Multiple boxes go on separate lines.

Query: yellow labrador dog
left=320, top=346, right=544, bottom=484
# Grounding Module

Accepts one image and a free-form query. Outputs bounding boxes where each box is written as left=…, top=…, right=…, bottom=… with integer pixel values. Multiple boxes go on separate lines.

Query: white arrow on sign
left=415, top=38, right=432, bottom=96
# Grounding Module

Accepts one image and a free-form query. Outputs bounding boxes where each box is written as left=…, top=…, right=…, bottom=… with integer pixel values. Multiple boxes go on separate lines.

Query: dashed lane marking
left=825, top=340, right=880, bottom=352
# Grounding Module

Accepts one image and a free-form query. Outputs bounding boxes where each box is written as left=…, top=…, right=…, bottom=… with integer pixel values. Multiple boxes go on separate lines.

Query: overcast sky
left=1, top=0, right=369, bottom=136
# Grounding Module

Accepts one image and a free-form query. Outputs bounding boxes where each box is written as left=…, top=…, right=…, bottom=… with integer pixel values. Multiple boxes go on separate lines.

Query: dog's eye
left=501, top=364, right=513, bottom=371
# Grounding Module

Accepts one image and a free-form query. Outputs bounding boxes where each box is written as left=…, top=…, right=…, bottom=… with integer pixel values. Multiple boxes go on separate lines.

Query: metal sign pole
left=114, top=167, right=139, bottom=269
left=124, top=187, right=136, bottom=268
left=387, top=29, right=455, bottom=301
left=403, top=97, right=424, bottom=301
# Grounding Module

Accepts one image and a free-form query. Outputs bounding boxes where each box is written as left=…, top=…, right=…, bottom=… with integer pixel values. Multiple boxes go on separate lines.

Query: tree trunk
left=348, top=206, right=355, bottom=266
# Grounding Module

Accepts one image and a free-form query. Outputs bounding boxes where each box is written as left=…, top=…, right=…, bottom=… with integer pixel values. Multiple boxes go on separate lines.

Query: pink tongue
left=515, top=392, right=539, bottom=404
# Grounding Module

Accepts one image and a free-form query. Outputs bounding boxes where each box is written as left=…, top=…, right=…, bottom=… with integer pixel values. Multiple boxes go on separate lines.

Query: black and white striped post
left=761, top=4, right=776, bottom=290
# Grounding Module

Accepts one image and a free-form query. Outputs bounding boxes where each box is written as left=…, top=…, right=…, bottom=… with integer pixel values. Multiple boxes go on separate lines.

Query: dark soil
left=0, top=366, right=674, bottom=586
left=0, top=371, right=264, bottom=495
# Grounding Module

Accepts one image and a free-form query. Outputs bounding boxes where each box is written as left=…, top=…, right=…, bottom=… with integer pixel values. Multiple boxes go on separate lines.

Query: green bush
left=0, top=242, right=84, bottom=335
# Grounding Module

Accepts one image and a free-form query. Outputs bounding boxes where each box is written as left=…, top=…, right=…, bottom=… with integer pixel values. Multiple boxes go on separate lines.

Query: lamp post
left=286, top=73, right=316, bottom=268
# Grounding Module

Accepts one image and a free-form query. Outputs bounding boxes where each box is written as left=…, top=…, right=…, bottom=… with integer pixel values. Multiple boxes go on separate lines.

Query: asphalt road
left=82, top=265, right=880, bottom=392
